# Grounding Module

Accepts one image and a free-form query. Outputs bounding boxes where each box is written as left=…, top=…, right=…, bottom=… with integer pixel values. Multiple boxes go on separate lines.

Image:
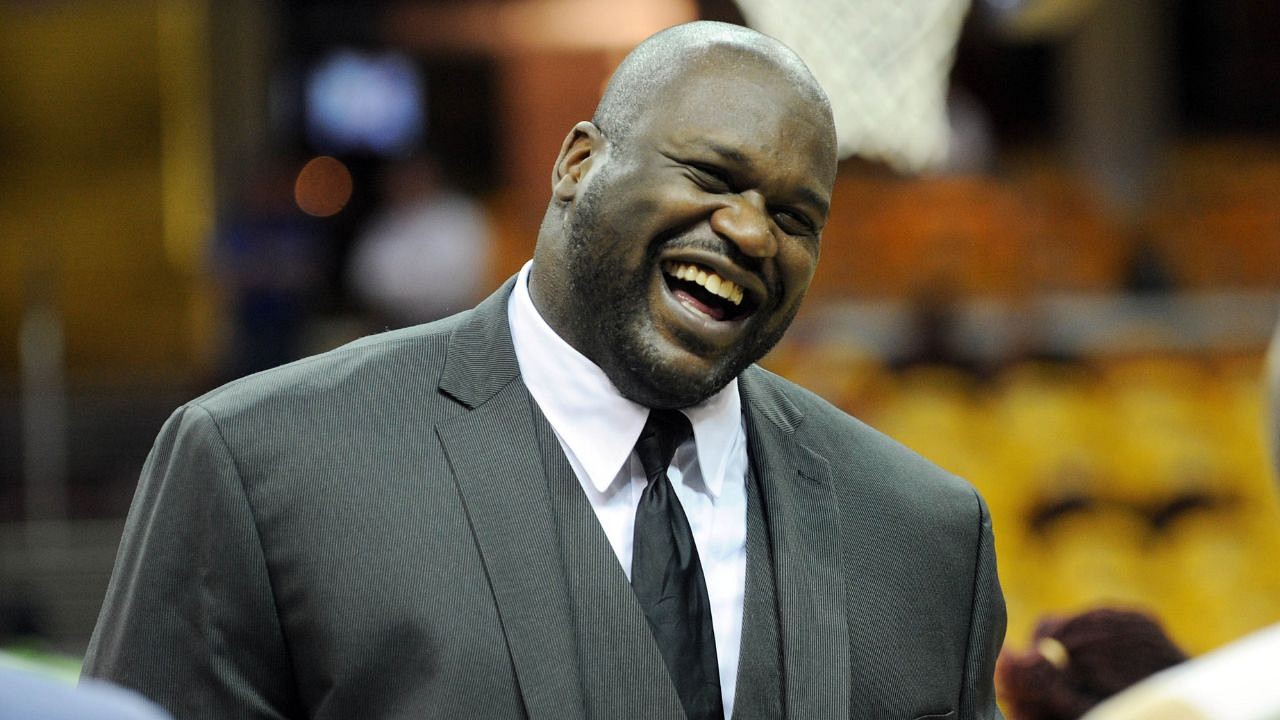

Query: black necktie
left=631, top=409, right=724, bottom=720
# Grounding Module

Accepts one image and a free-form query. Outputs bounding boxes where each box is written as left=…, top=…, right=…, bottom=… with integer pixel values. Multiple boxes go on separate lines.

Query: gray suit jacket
left=84, top=279, right=1005, bottom=719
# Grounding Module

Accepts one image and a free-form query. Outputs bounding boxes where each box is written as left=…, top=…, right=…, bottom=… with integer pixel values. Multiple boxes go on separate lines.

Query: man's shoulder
left=191, top=312, right=472, bottom=422
left=741, top=363, right=860, bottom=431
left=741, top=363, right=897, bottom=450
left=743, top=365, right=984, bottom=511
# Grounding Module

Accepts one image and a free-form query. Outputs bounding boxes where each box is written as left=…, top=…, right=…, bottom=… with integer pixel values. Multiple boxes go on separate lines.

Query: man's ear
left=552, top=121, right=604, bottom=201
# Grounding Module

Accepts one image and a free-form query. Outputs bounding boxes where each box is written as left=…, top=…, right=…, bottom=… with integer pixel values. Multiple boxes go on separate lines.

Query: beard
left=560, top=177, right=798, bottom=409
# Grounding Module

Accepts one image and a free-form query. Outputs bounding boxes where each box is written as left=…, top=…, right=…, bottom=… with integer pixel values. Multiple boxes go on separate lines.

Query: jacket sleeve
left=959, top=490, right=1007, bottom=720
left=82, top=403, right=300, bottom=719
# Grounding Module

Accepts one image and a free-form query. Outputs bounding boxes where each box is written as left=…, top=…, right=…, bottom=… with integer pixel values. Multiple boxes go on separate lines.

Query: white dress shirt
left=508, top=261, right=748, bottom=718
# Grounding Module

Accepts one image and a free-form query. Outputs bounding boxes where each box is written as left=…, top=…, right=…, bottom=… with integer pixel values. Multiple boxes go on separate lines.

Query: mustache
left=651, top=231, right=765, bottom=274
left=649, top=230, right=776, bottom=299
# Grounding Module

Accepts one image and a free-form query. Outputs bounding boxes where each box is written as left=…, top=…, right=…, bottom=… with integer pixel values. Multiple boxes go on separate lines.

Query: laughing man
left=85, top=20, right=1005, bottom=720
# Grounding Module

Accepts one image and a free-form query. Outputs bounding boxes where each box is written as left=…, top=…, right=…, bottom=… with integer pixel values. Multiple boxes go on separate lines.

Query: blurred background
left=2, top=0, right=1278, bottom=690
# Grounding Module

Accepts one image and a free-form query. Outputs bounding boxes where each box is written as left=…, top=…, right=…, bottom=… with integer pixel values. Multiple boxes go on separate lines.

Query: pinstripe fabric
left=728, top=467, right=783, bottom=720
left=533, top=403, right=688, bottom=720
left=740, top=387, right=851, bottom=719
left=959, top=497, right=1004, bottom=720
left=437, top=382, right=586, bottom=720
left=84, top=278, right=1004, bottom=719
left=741, top=366, right=1006, bottom=720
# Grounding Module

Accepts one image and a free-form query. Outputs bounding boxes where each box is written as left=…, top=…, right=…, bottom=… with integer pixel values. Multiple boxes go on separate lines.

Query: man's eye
left=772, top=208, right=814, bottom=235
left=688, top=165, right=731, bottom=191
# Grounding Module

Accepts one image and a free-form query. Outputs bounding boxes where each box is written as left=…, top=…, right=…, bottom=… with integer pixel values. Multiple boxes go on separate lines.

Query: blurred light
left=305, top=49, right=424, bottom=156
left=984, top=0, right=1101, bottom=38
left=294, top=156, right=353, bottom=217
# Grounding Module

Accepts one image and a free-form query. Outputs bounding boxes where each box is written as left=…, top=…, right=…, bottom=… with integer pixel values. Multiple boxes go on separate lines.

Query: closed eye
left=771, top=207, right=817, bottom=236
left=686, top=163, right=733, bottom=192
left=670, top=153, right=821, bottom=236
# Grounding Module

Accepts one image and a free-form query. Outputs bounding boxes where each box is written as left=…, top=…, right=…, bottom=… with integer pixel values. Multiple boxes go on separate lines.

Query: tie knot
left=635, top=409, right=693, bottom=479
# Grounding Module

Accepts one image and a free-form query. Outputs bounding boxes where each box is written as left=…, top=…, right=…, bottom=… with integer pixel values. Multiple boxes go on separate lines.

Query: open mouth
left=662, top=260, right=757, bottom=322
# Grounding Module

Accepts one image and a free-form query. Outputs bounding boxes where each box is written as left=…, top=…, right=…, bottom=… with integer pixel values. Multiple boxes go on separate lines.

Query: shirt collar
left=507, top=261, right=741, bottom=498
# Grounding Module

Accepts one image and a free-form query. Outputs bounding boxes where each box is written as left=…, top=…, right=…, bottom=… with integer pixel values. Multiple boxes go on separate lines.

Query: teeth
left=664, top=262, right=745, bottom=306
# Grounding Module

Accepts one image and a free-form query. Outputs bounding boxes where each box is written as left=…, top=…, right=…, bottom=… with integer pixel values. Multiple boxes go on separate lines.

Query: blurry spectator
left=1121, top=233, right=1177, bottom=296
left=892, top=278, right=988, bottom=377
left=997, top=607, right=1188, bottom=719
left=345, top=155, right=492, bottom=328
left=213, top=158, right=328, bottom=381
left=1080, top=320, right=1280, bottom=720
left=1083, top=625, right=1280, bottom=720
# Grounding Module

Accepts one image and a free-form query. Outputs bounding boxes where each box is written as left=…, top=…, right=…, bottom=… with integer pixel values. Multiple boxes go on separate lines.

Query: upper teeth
left=665, top=262, right=745, bottom=305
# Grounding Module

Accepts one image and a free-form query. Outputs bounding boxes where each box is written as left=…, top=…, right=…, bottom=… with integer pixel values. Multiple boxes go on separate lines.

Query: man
left=1080, top=322, right=1280, bottom=720
left=84, top=21, right=1005, bottom=719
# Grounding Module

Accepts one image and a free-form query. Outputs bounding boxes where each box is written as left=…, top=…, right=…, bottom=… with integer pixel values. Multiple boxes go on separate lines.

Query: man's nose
left=709, top=191, right=776, bottom=258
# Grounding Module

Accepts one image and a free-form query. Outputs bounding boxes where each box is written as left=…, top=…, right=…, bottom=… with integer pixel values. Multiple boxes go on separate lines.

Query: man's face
left=554, top=62, right=837, bottom=408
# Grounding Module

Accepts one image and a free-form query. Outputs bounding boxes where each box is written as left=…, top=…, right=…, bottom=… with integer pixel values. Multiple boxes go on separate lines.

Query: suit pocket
left=910, top=712, right=955, bottom=720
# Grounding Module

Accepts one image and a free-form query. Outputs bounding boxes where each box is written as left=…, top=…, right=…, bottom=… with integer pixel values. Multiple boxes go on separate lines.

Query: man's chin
left=604, top=344, right=743, bottom=410
left=612, top=371, right=728, bottom=410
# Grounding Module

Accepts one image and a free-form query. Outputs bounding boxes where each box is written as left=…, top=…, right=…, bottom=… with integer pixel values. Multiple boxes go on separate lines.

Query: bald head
left=592, top=21, right=834, bottom=152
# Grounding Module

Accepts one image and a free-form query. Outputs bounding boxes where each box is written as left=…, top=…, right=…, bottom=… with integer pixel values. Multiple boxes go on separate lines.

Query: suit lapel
left=435, top=280, right=587, bottom=720
left=730, top=465, right=783, bottom=720
left=740, top=367, right=851, bottom=719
